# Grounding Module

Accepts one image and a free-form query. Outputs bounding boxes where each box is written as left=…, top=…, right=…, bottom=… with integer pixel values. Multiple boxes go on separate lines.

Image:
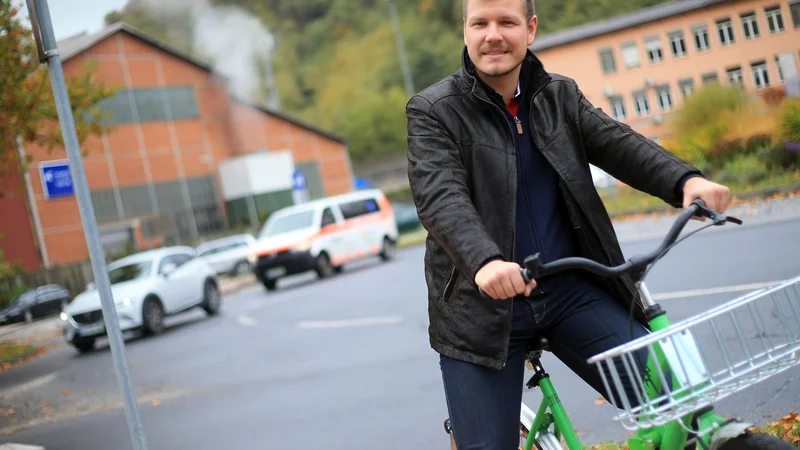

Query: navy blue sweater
left=477, top=65, right=578, bottom=294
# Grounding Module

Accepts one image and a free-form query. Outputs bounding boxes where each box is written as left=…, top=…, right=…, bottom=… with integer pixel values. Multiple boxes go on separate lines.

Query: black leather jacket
left=406, top=48, right=701, bottom=369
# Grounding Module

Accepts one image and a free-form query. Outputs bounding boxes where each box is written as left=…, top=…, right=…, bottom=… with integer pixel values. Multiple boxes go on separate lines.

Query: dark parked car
left=392, top=202, right=422, bottom=233
left=0, top=284, right=72, bottom=325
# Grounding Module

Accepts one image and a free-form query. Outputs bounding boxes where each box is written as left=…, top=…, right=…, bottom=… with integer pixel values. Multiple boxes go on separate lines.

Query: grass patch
left=0, top=341, right=36, bottom=364
left=600, top=171, right=800, bottom=217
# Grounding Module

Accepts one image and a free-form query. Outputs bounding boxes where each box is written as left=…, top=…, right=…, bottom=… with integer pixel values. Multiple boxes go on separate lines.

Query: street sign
left=40, top=160, right=74, bottom=199
left=292, top=170, right=309, bottom=204
left=292, top=170, right=307, bottom=191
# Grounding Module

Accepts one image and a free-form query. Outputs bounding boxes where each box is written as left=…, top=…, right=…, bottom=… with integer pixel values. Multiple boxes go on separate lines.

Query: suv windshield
left=108, top=261, right=152, bottom=284
left=260, top=210, right=315, bottom=237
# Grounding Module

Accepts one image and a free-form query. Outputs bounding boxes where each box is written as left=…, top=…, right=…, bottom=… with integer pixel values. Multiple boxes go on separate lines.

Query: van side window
left=321, top=208, right=336, bottom=227
left=339, top=198, right=381, bottom=220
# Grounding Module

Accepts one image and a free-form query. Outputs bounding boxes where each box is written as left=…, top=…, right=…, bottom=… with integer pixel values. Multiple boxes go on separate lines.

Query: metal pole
left=26, top=1, right=149, bottom=449
left=387, top=0, right=415, bottom=98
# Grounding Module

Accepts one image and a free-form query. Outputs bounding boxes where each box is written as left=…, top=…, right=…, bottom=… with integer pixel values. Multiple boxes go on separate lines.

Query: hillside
left=105, top=0, right=671, bottom=168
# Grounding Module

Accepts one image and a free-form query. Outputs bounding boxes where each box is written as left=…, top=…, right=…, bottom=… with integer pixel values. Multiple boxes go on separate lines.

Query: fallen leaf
left=60, top=389, right=70, bottom=397
left=151, top=400, right=161, bottom=407
left=594, top=397, right=608, bottom=405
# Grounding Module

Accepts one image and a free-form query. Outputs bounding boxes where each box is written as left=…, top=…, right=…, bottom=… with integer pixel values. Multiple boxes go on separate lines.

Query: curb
left=0, top=445, right=45, bottom=450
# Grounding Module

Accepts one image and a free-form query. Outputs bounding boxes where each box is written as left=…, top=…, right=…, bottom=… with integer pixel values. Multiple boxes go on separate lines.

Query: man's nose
left=485, top=23, right=503, bottom=41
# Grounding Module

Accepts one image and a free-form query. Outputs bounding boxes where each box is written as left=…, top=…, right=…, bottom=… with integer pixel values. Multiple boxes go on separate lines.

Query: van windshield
left=260, top=210, right=315, bottom=237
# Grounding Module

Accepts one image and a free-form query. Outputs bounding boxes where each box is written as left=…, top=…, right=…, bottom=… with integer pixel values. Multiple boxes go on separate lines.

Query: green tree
left=0, top=0, right=115, bottom=196
left=107, top=0, right=674, bottom=169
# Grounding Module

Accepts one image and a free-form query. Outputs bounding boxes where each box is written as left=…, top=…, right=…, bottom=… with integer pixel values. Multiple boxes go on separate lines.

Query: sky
left=17, top=0, right=129, bottom=40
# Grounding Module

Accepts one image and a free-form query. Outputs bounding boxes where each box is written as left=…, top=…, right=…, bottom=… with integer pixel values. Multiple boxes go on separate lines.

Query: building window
left=765, top=6, right=785, bottom=33
left=678, top=78, right=695, bottom=99
left=656, top=85, right=673, bottom=112
left=599, top=48, right=617, bottom=74
left=727, top=66, right=745, bottom=87
left=633, top=91, right=650, bottom=117
left=791, top=1, right=800, bottom=28
left=775, top=56, right=785, bottom=84
left=740, top=12, right=761, bottom=39
left=692, top=24, right=711, bottom=51
left=644, top=36, right=664, bottom=63
left=620, top=41, right=641, bottom=69
left=751, top=61, right=771, bottom=89
left=96, top=86, right=200, bottom=125
left=668, top=30, right=687, bottom=57
left=716, top=18, right=735, bottom=45
left=609, top=95, right=627, bottom=120
left=702, top=71, right=719, bottom=84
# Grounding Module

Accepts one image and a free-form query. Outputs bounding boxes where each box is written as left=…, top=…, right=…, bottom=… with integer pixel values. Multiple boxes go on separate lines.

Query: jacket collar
left=460, top=46, right=550, bottom=103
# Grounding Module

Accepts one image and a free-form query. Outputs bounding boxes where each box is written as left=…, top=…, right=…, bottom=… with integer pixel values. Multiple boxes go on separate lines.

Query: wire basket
left=587, top=275, right=800, bottom=432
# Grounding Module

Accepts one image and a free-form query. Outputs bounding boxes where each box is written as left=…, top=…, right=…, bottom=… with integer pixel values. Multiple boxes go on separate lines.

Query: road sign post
left=25, top=1, right=149, bottom=449
left=292, top=170, right=309, bottom=204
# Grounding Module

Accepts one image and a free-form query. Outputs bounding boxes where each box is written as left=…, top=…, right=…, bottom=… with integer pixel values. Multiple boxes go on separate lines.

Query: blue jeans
left=440, top=271, right=650, bottom=450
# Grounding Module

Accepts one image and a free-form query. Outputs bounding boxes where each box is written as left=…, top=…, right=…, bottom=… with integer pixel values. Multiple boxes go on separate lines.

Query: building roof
left=530, top=0, right=731, bottom=52
left=233, top=97, right=347, bottom=145
left=57, top=22, right=347, bottom=145
left=58, top=22, right=215, bottom=73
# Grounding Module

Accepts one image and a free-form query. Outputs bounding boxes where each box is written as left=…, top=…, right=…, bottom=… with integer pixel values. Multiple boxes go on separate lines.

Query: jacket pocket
left=440, top=264, right=460, bottom=303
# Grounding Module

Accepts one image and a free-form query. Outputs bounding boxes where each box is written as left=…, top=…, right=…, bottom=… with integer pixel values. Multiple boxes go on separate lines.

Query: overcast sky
left=18, top=0, right=129, bottom=40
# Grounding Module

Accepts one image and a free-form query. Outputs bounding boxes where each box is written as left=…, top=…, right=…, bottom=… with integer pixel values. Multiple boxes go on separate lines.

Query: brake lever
left=690, top=199, right=742, bottom=226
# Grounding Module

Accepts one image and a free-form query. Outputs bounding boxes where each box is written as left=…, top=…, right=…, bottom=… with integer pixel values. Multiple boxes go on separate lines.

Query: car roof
left=269, top=188, right=386, bottom=219
left=196, top=234, right=253, bottom=251
left=108, top=246, right=195, bottom=268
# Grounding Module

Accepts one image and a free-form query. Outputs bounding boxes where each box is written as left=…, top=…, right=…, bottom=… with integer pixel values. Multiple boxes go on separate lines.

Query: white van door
left=317, top=206, right=347, bottom=265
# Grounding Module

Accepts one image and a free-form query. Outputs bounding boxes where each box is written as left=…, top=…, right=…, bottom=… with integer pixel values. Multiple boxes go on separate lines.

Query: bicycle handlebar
left=520, top=199, right=742, bottom=283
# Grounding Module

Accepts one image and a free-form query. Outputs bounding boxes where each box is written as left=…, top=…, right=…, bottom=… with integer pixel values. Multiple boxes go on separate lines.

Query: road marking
left=652, top=280, right=785, bottom=301
left=236, top=315, right=257, bottom=327
left=0, top=373, right=57, bottom=397
left=297, top=316, right=403, bottom=329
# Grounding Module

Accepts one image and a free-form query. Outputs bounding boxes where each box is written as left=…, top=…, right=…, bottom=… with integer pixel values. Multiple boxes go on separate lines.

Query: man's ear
left=528, top=15, right=538, bottom=46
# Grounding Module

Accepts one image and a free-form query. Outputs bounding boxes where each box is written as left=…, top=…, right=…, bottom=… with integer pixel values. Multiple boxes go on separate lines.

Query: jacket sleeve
left=406, top=95, right=504, bottom=284
left=576, top=87, right=703, bottom=208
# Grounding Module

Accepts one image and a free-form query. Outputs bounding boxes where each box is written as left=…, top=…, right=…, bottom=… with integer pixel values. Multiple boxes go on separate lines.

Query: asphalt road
left=1, top=218, right=799, bottom=449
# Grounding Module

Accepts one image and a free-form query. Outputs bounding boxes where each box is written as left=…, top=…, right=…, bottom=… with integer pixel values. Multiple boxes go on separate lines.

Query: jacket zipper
left=441, top=264, right=458, bottom=302
left=475, top=94, right=519, bottom=263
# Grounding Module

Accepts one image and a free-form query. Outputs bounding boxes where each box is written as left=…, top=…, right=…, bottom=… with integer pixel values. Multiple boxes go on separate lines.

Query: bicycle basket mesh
left=587, top=276, right=800, bottom=431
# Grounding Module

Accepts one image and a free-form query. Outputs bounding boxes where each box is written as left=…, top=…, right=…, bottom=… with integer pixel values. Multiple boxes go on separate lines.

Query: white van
left=247, top=188, right=399, bottom=291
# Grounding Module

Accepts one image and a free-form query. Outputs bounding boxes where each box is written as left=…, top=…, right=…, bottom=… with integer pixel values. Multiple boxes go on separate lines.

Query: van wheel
left=262, top=278, right=277, bottom=291
left=315, top=252, right=335, bottom=279
left=380, top=237, right=395, bottom=261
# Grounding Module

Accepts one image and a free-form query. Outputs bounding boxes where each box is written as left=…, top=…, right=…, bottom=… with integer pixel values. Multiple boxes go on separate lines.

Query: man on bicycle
left=405, top=0, right=732, bottom=448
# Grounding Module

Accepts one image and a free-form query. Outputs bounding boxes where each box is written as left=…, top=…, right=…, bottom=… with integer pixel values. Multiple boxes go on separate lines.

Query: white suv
left=61, top=246, right=221, bottom=353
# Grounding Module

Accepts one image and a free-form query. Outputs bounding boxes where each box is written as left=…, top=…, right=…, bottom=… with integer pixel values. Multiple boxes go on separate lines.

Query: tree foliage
left=0, top=0, right=115, bottom=196
left=107, top=0, right=671, bottom=167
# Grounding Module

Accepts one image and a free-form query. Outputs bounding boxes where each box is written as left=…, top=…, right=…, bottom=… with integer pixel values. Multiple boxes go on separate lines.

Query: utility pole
left=387, top=0, right=415, bottom=98
left=25, top=1, right=149, bottom=449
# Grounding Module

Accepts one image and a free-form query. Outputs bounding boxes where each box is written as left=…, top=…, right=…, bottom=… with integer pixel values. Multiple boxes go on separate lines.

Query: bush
left=778, top=99, right=800, bottom=143
left=716, top=154, right=769, bottom=185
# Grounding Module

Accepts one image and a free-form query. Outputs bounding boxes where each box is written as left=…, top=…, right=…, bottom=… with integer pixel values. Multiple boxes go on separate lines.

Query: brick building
left=0, top=23, right=354, bottom=271
left=531, top=0, right=800, bottom=143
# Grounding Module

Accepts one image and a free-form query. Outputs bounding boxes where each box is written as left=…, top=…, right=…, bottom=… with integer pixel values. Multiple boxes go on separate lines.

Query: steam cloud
left=138, top=0, right=277, bottom=105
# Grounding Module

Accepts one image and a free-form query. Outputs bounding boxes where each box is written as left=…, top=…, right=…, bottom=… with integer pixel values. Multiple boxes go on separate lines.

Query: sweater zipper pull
left=514, top=116, right=523, bottom=134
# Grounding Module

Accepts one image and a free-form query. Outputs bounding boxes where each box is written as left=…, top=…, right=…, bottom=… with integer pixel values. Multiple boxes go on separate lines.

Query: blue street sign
left=292, top=170, right=307, bottom=191
left=40, top=160, right=74, bottom=199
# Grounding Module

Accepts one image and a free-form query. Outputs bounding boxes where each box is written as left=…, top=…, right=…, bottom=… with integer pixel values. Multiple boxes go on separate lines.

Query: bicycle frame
left=522, top=280, right=730, bottom=450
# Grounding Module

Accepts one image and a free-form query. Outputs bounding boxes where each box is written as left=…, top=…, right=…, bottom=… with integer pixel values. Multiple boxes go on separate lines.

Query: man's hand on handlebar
left=475, top=260, right=537, bottom=300
left=682, top=177, right=731, bottom=221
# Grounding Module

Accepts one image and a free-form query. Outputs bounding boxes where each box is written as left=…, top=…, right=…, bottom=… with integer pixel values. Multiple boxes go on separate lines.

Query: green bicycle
left=445, top=200, right=800, bottom=450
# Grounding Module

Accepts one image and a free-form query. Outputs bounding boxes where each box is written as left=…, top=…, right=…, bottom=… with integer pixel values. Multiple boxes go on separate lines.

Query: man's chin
left=477, top=64, right=517, bottom=78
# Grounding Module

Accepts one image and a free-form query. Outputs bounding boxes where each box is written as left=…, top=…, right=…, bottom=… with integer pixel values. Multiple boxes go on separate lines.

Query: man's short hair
left=463, top=0, right=535, bottom=23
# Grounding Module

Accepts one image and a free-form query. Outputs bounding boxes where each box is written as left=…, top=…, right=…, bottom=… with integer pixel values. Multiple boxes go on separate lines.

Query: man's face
left=463, top=0, right=537, bottom=78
